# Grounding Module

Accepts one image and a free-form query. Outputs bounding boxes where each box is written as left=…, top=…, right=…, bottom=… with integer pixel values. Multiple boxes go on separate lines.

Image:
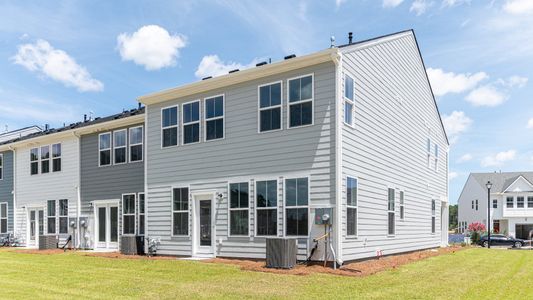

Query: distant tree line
left=449, top=204, right=458, bottom=230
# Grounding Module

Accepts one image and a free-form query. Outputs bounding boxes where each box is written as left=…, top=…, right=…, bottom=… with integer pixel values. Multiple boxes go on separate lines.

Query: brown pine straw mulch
left=204, top=246, right=465, bottom=277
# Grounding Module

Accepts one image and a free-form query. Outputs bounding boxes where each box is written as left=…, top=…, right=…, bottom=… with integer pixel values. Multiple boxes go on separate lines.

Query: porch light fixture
left=486, top=181, right=492, bottom=249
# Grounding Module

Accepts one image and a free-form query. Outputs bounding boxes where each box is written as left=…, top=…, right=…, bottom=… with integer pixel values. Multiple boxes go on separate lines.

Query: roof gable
left=503, top=175, right=533, bottom=193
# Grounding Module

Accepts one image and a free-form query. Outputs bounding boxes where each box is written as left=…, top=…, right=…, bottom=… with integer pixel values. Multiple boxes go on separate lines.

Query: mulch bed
left=204, top=246, right=465, bottom=277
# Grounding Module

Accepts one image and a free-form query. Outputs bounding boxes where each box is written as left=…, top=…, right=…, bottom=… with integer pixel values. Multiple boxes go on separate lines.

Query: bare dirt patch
left=14, top=248, right=68, bottom=255
left=205, top=246, right=465, bottom=277
left=81, top=252, right=177, bottom=260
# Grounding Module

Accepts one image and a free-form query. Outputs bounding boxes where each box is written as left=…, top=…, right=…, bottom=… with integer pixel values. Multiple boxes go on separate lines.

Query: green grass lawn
left=0, top=248, right=532, bottom=299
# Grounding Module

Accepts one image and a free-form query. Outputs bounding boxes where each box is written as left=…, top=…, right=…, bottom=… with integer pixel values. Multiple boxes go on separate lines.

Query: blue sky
left=0, top=0, right=532, bottom=203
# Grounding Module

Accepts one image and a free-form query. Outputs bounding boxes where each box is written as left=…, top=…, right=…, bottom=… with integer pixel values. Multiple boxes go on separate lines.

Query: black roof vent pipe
left=348, top=32, right=353, bottom=44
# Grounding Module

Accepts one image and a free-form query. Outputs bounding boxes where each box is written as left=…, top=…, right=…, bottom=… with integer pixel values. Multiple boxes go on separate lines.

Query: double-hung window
left=0, top=203, right=7, bottom=234
left=434, top=144, right=439, bottom=172
left=344, top=75, right=355, bottom=126
left=426, top=138, right=431, bottom=168
left=347, top=177, right=358, bottom=236
left=99, top=133, right=112, bottom=166
left=129, top=126, right=143, bottom=162
left=288, top=74, right=313, bottom=128
left=472, top=200, right=474, bottom=210
left=506, top=197, right=514, bottom=208
left=256, top=180, right=277, bottom=236
left=285, top=178, right=309, bottom=237
left=162, top=106, right=178, bottom=147
left=400, top=191, right=405, bottom=220
left=431, top=199, right=436, bottom=234
left=205, top=95, right=224, bottom=141
left=59, top=199, right=68, bottom=234
left=0, top=154, right=3, bottom=180
left=122, top=194, right=136, bottom=235
left=388, top=188, right=395, bottom=235
left=183, top=101, right=200, bottom=144
left=172, top=188, right=189, bottom=236
left=138, top=193, right=145, bottom=235
left=40, top=146, right=50, bottom=174
left=259, top=82, right=282, bottom=132
left=47, top=200, right=56, bottom=234
left=517, top=196, right=525, bottom=208
left=30, top=148, right=39, bottom=175
left=475, top=199, right=478, bottom=210
left=52, top=144, right=61, bottom=172
left=229, top=182, right=249, bottom=236
left=493, top=199, right=498, bottom=209
left=113, top=130, right=127, bottom=164
left=528, top=196, right=533, bottom=208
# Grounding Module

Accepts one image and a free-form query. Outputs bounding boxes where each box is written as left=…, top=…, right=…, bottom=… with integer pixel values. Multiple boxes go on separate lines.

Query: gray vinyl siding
left=146, top=62, right=336, bottom=258
left=80, top=123, right=145, bottom=247
left=340, top=32, right=448, bottom=261
left=0, top=151, right=14, bottom=233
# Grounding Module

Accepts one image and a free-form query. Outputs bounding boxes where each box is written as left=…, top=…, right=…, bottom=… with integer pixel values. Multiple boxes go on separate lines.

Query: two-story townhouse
left=458, top=172, right=533, bottom=240
left=138, top=29, right=449, bottom=262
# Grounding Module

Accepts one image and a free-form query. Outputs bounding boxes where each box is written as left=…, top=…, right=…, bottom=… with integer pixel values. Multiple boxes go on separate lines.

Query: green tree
left=449, top=204, right=458, bottom=230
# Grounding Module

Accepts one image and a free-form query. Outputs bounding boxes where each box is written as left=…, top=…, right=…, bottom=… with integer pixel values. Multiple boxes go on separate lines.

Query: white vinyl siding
left=162, top=106, right=178, bottom=147
left=288, top=74, right=314, bottom=128
left=258, top=81, right=282, bottom=132
left=204, top=95, right=224, bottom=141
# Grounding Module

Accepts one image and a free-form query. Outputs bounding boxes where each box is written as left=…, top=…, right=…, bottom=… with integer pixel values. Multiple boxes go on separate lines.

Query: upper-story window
left=30, top=144, right=61, bottom=175
left=388, top=188, right=395, bottom=235
left=52, top=143, right=61, bottom=172
left=162, top=106, right=178, bottom=147
left=517, top=196, right=525, bottom=208
left=506, top=196, right=514, bottom=208
left=426, top=138, right=431, bottom=168
left=344, top=75, right=354, bottom=126
left=528, top=196, right=533, bottom=208
left=493, top=199, right=498, bottom=209
left=41, top=145, right=50, bottom=174
left=288, top=74, right=313, bottom=128
left=113, top=130, right=127, bottom=165
left=0, top=153, right=3, bottom=180
left=205, top=95, right=224, bottom=141
left=99, top=133, right=112, bottom=166
left=434, top=144, right=439, bottom=172
left=129, top=126, right=143, bottom=162
left=285, top=177, right=309, bottom=237
left=471, top=200, right=474, bottom=210
left=183, top=101, right=200, bottom=144
left=30, top=148, right=39, bottom=175
left=259, top=82, right=282, bottom=132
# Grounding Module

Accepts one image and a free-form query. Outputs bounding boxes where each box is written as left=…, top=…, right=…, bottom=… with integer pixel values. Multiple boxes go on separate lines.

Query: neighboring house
left=79, top=108, right=144, bottom=250
left=458, top=172, right=533, bottom=240
left=138, top=29, right=449, bottom=261
left=0, top=127, right=42, bottom=236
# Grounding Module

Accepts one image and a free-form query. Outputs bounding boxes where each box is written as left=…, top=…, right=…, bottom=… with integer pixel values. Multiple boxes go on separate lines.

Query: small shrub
left=467, top=222, right=486, bottom=245
left=460, top=242, right=467, bottom=247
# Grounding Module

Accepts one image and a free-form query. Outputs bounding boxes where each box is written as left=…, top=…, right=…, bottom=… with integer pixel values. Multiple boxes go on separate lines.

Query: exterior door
left=95, top=204, right=119, bottom=250
left=28, top=209, right=44, bottom=248
left=193, top=194, right=214, bottom=257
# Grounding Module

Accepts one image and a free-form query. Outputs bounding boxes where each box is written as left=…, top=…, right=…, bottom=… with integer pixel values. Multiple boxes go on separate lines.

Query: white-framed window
left=258, top=81, right=282, bottom=132
left=52, top=143, right=61, bottom=172
left=129, top=126, right=143, bottom=162
left=30, top=148, right=39, bottom=175
left=475, top=199, right=478, bottom=210
left=506, top=196, right=514, bottom=208
left=528, top=196, right=533, bottom=208
left=138, top=193, right=145, bottom=235
left=388, top=188, right=395, bottom=235
left=47, top=200, right=56, bottom=234
left=229, top=182, right=249, bottom=236
left=122, top=194, right=136, bottom=235
left=517, top=196, right=525, bottom=208
left=426, top=138, right=431, bottom=168
left=0, top=153, right=3, bottom=180
left=285, top=177, right=309, bottom=237
left=434, top=144, right=439, bottom=172
left=113, top=129, right=127, bottom=165
left=183, top=100, right=201, bottom=144
left=99, top=132, right=112, bottom=166
left=493, top=199, right=498, bottom=209
left=400, top=190, right=405, bottom=220
left=162, top=106, right=178, bottom=147
left=344, top=74, right=355, bottom=126
left=472, top=200, right=474, bottom=210
left=172, top=187, right=189, bottom=236
left=204, top=95, right=224, bottom=141
left=0, top=202, right=7, bottom=234
left=347, top=177, right=358, bottom=236
left=40, top=145, right=50, bottom=174
left=288, top=74, right=313, bottom=128
left=59, top=199, right=68, bottom=234
left=256, top=180, right=277, bottom=236
left=431, top=199, right=436, bottom=234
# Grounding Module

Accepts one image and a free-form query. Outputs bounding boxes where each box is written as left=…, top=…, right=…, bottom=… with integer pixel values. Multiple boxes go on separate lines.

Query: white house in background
left=458, top=172, right=533, bottom=239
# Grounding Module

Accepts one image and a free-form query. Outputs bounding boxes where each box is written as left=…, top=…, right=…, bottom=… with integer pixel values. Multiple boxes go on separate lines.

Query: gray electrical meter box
left=315, top=208, right=333, bottom=225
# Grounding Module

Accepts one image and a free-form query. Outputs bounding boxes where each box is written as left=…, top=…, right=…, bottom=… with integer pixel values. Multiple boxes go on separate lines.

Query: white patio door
left=95, top=203, right=119, bottom=250
left=28, top=208, right=44, bottom=248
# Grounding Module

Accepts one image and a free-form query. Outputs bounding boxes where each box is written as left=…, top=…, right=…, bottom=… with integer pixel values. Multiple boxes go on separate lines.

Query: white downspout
left=73, top=131, right=81, bottom=248
left=9, top=146, right=16, bottom=238
left=332, top=50, right=344, bottom=265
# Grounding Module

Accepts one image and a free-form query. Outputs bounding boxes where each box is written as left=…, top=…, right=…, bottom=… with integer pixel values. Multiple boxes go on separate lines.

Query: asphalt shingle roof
left=471, top=172, right=533, bottom=193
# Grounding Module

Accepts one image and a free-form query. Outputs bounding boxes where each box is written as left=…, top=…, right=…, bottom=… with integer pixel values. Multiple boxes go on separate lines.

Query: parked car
left=478, top=234, right=524, bottom=248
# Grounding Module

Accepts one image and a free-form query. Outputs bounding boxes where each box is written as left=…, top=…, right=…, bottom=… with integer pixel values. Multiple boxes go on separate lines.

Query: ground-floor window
left=347, top=177, right=358, bottom=236
left=59, top=199, right=68, bottom=234
left=172, top=188, right=189, bottom=236
left=229, top=182, right=249, bottom=236
left=47, top=200, right=56, bottom=234
left=0, top=202, right=7, bottom=233
left=285, top=178, right=309, bottom=237
left=138, top=193, right=145, bottom=235
left=431, top=199, right=436, bottom=234
left=388, top=188, right=395, bottom=235
left=122, top=194, right=136, bottom=235
left=256, top=180, right=277, bottom=236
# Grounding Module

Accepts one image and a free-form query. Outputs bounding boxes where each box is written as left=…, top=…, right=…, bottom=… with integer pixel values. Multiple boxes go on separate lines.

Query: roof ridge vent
left=284, top=54, right=296, bottom=60
left=229, top=69, right=239, bottom=73
left=256, top=61, right=267, bottom=67
left=202, top=76, right=212, bottom=80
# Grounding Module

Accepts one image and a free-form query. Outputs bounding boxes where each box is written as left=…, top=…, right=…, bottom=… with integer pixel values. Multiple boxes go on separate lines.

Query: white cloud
left=502, top=75, right=528, bottom=88
left=195, top=55, right=260, bottom=79
left=503, top=0, right=533, bottom=15
left=335, top=0, right=347, bottom=8
left=410, top=0, right=432, bottom=15
left=449, top=172, right=459, bottom=180
left=383, top=0, right=404, bottom=8
left=11, top=39, right=103, bottom=92
left=458, top=153, right=473, bottom=163
left=442, top=111, right=472, bottom=143
left=442, top=0, right=470, bottom=7
left=465, top=84, right=507, bottom=107
left=527, top=118, right=533, bottom=129
left=426, top=68, right=488, bottom=97
left=481, top=150, right=516, bottom=167
left=117, top=25, right=187, bottom=71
